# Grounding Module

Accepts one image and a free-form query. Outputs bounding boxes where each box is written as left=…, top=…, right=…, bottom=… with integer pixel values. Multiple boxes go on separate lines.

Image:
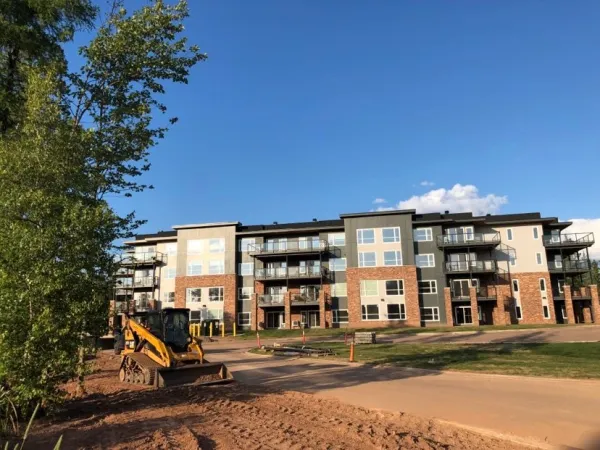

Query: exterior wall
left=509, top=272, right=555, bottom=324
left=176, top=225, right=237, bottom=276
left=346, top=266, right=420, bottom=328
left=483, top=224, right=548, bottom=273
left=156, top=240, right=177, bottom=307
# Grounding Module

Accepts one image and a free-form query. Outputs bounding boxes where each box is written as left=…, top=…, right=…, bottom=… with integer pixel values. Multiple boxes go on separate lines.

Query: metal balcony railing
left=114, top=302, right=129, bottom=313
left=133, top=276, right=158, bottom=288
left=548, top=260, right=590, bottom=272
left=444, top=260, right=497, bottom=273
left=477, top=286, right=497, bottom=299
left=543, top=233, right=594, bottom=247
left=254, top=266, right=326, bottom=280
left=257, top=294, right=285, bottom=306
left=248, top=239, right=328, bottom=255
left=436, top=232, right=501, bottom=248
left=292, top=293, right=319, bottom=304
left=120, top=251, right=165, bottom=265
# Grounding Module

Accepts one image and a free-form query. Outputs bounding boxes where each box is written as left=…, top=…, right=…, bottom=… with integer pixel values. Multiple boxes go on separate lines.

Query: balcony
left=436, top=233, right=501, bottom=249
left=548, top=260, right=590, bottom=274
left=543, top=233, right=594, bottom=250
left=254, top=266, right=326, bottom=280
left=291, top=293, right=320, bottom=306
left=477, top=286, right=497, bottom=301
left=120, top=252, right=165, bottom=266
left=133, top=276, right=158, bottom=288
left=249, top=239, right=328, bottom=257
left=573, top=287, right=592, bottom=300
left=445, top=260, right=497, bottom=274
left=113, top=301, right=129, bottom=313
left=257, top=294, right=285, bottom=307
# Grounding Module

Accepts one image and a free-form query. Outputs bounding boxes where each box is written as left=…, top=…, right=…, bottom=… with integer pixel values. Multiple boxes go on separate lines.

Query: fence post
left=209, top=322, right=213, bottom=338
left=256, top=331, right=261, bottom=348
left=221, top=322, right=225, bottom=337
left=233, top=322, right=237, bottom=337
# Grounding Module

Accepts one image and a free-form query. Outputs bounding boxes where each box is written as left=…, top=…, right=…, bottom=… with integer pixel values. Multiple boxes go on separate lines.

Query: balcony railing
left=573, top=287, right=592, bottom=299
left=436, top=233, right=501, bottom=248
left=445, top=260, right=497, bottom=273
left=113, top=302, right=129, bottom=313
left=477, top=286, right=497, bottom=299
left=292, top=293, right=319, bottom=304
left=249, top=239, right=328, bottom=256
left=254, top=266, right=326, bottom=280
left=133, top=276, right=158, bottom=288
left=548, top=260, right=590, bottom=272
left=543, top=233, right=594, bottom=248
left=120, top=252, right=165, bottom=265
left=134, top=299, right=151, bottom=311
left=257, top=294, right=285, bottom=306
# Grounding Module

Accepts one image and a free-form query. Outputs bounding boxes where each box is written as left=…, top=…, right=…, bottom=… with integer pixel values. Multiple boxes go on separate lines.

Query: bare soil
left=30, top=351, right=534, bottom=450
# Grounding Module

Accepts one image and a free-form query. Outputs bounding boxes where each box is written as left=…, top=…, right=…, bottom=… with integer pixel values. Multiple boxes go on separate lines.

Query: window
left=186, top=288, right=201, bottom=303
left=506, top=229, right=513, bottom=241
left=165, top=243, right=177, bottom=256
left=331, top=282, right=347, bottom=297
left=420, top=307, right=440, bottom=322
left=558, top=279, right=565, bottom=294
left=539, top=278, right=546, bottom=292
left=515, top=305, right=522, bottom=320
left=385, top=280, right=404, bottom=296
left=543, top=305, right=550, bottom=319
left=237, top=312, right=251, bottom=326
left=383, top=250, right=402, bottom=266
left=418, top=280, right=437, bottom=294
left=360, top=280, right=378, bottom=296
left=413, top=228, right=433, bottom=242
left=328, top=233, right=345, bottom=246
left=357, top=228, right=375, bottom=244
left=209, top=287, right=224, bottom=302
left=512, top=279, right=519, bottom=292
left=187, top=239, right=202, bottom=254
left=536, top=252, right=543, bottom=265
left=382, top=227, right=400, bottom=243
left=415, top=254, right=435, bottom=268
left=209, top=260, right=225, bottom=275
left=387, top=304, right=406, bottom=320
left=533, top=227, right=539, bottom=239
left=333, top=310, right=349, bottom=323
left=163, top=292, right=175, bottom=303
left=239, top=262, right=254, bottom=276
left=165, top=268, right=177, bottom=279
left=239, top=238, right=256, bottom=252
left=362, top=304, right=380, bottom=320
left=209, top=238, right=225, bottom=253
left=187, top=261, right=202, bottom=276
left=358, top=252, right=377, bottom=267
left=509, top=253, right=517, bottom=266
left=330, top=258, right=347, bottom=271
left=238, top=287, right=253, bottom=300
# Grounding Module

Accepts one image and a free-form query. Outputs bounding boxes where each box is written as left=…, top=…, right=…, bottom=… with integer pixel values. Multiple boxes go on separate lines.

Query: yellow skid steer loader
left=117, top=308, right=233, bottom=387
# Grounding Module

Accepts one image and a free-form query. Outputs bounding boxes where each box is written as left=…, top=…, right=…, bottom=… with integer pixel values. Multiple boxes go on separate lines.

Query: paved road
left=206, top=338, right=600, bottom=449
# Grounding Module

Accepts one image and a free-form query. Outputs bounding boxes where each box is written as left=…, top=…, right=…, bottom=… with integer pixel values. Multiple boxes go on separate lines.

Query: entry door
left=452, top=279, right=471, bottom=298
left=301, top=311, right=320, bottom=328
left=266, top=312, right=284, bottom=329
left=449, top=253, right=476, bottom=271
left=455, top=306, right=473, bottom=325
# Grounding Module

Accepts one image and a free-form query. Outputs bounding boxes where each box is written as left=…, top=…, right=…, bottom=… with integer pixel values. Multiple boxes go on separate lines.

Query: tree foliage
left=0, top=0, right=204, bottom=419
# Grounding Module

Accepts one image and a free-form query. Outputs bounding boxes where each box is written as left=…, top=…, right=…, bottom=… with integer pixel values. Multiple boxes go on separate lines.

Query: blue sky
left=67, top=1, right=600, bottom=235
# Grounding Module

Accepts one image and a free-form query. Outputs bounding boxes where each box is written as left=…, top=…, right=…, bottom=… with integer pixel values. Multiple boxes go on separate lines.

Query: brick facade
left=443, top=288, right=454, bottom=326
left=563, top=285, right=576, bottom=324
left=468, top=287, right=479, bottom=327
left=493, top=283, right=512, bottom=325
left=174, top=274, right=237, bottom=330
left=346, top=266, right=420, bottom=328
left=509, top=272, right=555, bottom=324
left=591, top=285, right=600, bottom=324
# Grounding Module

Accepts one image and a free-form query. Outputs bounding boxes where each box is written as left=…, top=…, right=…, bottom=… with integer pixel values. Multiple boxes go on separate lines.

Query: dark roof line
left=238, top=219, right=344, bottom=232
left=339, top=209, right=416, bottom=218
left=135, top=230, right=177, bottom=240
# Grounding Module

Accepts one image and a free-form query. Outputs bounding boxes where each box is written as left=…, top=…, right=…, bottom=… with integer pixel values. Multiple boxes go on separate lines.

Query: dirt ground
left=29, top=351, right=535, bottom=450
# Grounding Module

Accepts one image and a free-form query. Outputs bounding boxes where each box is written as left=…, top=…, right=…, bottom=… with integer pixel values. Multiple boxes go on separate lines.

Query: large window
left=238, top=287, right=253, bottom=301
left=239, top=238, right=256, bottom=252
left=387, top=304, right=406, bottom=320
left=383, top=250, right=402, bottom=266
left=415, top=254, right=435, bottom=268
left=420, top=307, right=440, bottom=322
left=209, top=238, right=225, bottom=253
left=186, top=288, right=201, bottom=303
left=418, top=280, right=437, bottom=294
left=165, top=268, right=177, bottom=279
left=333, top=310, right=349, bottom=323
left=413, top=228, right=433, bottom=242
left=187, top=239, right=203, bottom=254
left=187, top=261, right=202, bottom=276
left=238, top=312, right=251, bottom=326
left=358, top=252, right=377, bottom=267
left=328, top=233, right=346, bottom=246
left=209, top=260, right=225, bottom=275
left=331, top=282, right=347, bottom=297
left=163, top=291, right=175, bottom=303
left=330, top=258, right=347, bottom=271
left=382, top=227, right=400, bottom=243
left=357, top=228, right=375, bottom=244
left=360, top=280, right=378, bottom=296
left=361, top=304, right=380, bottom=320
left=239, top=262, right=254, bottom=276
left=385, top=280, right=404, bottom=296
left=209, top=287, right=224, bottom=302
left=165, top=243, right=177, bottom=256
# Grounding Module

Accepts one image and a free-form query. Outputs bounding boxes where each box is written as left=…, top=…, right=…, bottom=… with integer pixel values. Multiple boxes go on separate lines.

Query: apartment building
left=111, top=210, right=598, bottom=330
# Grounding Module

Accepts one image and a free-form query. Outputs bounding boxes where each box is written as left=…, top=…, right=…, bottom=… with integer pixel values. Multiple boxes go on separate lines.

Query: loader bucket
left=155, top=362, right=234, bottom=388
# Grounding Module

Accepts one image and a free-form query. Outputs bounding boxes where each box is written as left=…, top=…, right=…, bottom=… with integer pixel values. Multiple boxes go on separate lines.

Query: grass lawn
left=235, top=323, right=570, bottom=340
left=256, top=342, right=600, bottom=379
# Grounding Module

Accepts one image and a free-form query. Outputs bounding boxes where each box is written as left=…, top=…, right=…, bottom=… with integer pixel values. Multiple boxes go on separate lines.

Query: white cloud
left=393, top=184, right=508, bottom=216
left=420, top=180, right=435, bottom=187
left=372, top=198, right=387, bottom=204
left=565, top=218, right=600, bottom=260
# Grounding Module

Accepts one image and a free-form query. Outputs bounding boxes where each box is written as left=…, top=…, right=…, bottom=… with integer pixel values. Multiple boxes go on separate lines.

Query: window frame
left=420, top=307, right=440, bottom=322
left=357, top=228, right=376, bottom=245
left=237, top=312, right=251, bottom=326
left=165, top=268, right=177, bottom=279
left=533, top=227, right=539, bottom=240
left=239, top=262, right=254, bottom=276
left=239, top=237, right=256, bottom=252
left=536, top=252, right=543, bottom=265
left=385, top=279, right=404, bottom=296
left=238, top=287, right=253, bottom=301
left=515, top=305, right=523, bottom=320
left=360, top=280, right=378, bottom=296
left=361, top=304, right=380, bottom=321
left=543, top=305, right=550, bottom=319
left=358, top=251, right=377, bottom=267
left=383, top=250, right=402, bottom=266
left=418, top=280, right=438, bottom=294
left=187, top=261, right=202, bottom=276
left=331, top=282, right=348, bottom=297
left=187, top=239, right=203, bottom=255
left=163, top=291, right=175, bottom=303
left=330, top=258, right=347, bottom=271
left=506, top=228, right=513, bottom=241
left=413, top=227, right=433, bottom=242
left=208, top=287, right=224, bottom=302
left=539, top=278, right=546, bottom=292
left=387, top=303, right=406, bottom=320
left=332, top=309, right=349, bottom=324
left=327, top=233, right=346, bottom=246
left=382, top=227, right=401, bottom=243
left=186, top=288, right=202, bottom=303
left=209, top=238, right=225, bottom=253
left=415, top=253, right=435, bottom=268
left=208, top=260, right=225, bottom=275
left=512, top=279, right=519, bottom=293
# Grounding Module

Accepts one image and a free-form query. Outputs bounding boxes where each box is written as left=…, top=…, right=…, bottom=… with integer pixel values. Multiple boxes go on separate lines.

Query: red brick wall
left=509, top=272, right=555, bottom=324
left=175, top=275, right=237, bottom=328
left=590, top=285, right=600, bottom=324
left=443, top=287, right=454, bottom=327
left=346, top=266, right=420, bottom=328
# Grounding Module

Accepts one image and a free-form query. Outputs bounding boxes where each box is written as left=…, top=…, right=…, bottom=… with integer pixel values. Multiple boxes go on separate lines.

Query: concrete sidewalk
left=208, top=340, right=600, bottom=449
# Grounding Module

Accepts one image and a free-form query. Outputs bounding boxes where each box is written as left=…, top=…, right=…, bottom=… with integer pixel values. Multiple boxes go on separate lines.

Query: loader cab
left=162, top=308, right=191, bottom=353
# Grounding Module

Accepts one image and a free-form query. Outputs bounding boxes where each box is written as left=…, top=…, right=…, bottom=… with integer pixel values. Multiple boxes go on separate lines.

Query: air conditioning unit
left=292, top=320, right=300, bottom=328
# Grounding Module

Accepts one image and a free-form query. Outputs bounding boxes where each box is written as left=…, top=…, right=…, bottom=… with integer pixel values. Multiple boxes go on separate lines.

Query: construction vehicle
left=117, top=307, right=234, bottom=387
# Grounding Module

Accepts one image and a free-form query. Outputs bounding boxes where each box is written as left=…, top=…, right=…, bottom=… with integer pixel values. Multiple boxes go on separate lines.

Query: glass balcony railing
left=445, top=260, right=497, bottom=273
left=543, top=233, right=594, bottom=247
left=248, top=239, right=328, bottom=255
left=548, top=260, right=590, bottom=272
left=257, top=294, right=285, bottom=306
left=437, top=233, right=501, bottom=248
left=254, top=266, right=325, bottom=279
